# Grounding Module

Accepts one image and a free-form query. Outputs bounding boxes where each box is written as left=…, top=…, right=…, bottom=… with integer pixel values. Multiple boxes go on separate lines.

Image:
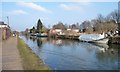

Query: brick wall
left=0, top=27, right=11, bottom=40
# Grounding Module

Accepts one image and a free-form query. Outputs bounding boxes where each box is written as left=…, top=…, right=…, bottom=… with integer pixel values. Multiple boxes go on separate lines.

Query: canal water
left=20, top=36, right=119, bottom=70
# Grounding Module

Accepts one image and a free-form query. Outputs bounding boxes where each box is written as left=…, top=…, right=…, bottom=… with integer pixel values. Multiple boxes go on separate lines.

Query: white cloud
left=78, top=2, right=91, bottom=5
left=2, top=0, right=119, bottom=2
left=70, top=0, right=119, bottom=2
left=17, top=2, right=52, bottom=13
left=60, top=4, right=81, bottom=11
left=71, top=0, right=91, bottom=2
left=10, top=10, right=28, bottom=15
left=62, top=0, right=91, bottom=6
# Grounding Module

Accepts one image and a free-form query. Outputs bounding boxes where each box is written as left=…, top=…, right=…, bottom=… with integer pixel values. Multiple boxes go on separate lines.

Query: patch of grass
left=17, top=37, right=50, bottom=70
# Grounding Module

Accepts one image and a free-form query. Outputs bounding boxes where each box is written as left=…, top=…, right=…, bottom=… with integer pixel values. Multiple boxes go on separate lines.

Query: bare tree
left=53, top=22, right=66, bottom=30
left=90, top=19, right=98, bottom=27
left=118, top=1, right=120, bottom=35
left=107, top=9, right=120, bottom=35
left=80, top=20, right=93, bottom=33
left=108, top=10, right=119, bottom=23
left=118, top=1, right=120, bottom=23
left=96, top=14, right=105, bottom=23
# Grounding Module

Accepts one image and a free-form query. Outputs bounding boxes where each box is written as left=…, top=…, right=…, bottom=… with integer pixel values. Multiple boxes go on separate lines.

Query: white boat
left=79, top=33, right=109, bottom=44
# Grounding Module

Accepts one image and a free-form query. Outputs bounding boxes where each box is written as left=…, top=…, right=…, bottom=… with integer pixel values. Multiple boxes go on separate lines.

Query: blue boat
left=30, top=33, right=37, bottom=36
left=36, top=33, right=48, bottom=37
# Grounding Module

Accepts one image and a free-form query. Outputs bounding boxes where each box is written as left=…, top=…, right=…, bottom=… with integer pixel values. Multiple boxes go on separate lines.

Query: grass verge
left=17, top=37, right=50, bottom=70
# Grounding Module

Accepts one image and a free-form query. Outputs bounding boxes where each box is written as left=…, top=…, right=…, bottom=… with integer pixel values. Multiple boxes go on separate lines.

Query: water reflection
left=96, top=47, right=118, bottom=62
left=21, top=35, right=119, bottom=70
left=48, top=39, right=78, bottom=46
left=30, top=36, right=37, bottom=42
left=37, top=38, right=42, bottom=48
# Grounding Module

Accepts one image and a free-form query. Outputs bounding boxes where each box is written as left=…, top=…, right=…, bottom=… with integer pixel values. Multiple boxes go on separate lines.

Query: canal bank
left=54, top=35, right=120, bottom=44
left=109, top=36, right=120, bottom=44
left=17, top=37, right=50, bottom=70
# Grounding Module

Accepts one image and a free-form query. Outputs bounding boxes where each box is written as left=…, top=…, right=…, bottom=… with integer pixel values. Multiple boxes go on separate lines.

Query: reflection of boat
left=92, top=43, right=109, bottom=48
left=56, top=40, right=62, bottom=44
left=91, top=43, right=109, bottom=52
left=79, top=33, right=108, bottom=44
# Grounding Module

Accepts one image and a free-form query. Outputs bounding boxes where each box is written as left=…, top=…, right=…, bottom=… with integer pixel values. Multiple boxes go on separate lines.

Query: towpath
left=2, top=37, right=23, bottom=70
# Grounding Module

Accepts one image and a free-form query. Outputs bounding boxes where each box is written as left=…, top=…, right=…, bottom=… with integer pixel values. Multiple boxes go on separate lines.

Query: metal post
left=7, top=16, right=9, bottom=26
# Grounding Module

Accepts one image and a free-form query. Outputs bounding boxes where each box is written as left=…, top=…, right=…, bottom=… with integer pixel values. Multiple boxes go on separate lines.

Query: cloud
left=71, top=0, right=90, bottom=2
left=9, top=10, right=28, bottom=15
left=17, top=2, right=52, bottom=13
left=69, top=0, right=119, bottom=2
left=60, top=4, right=81, bottom=11
left=2, top=0, right=119, bottom=2
left=78, top=2, right=91, bottom=5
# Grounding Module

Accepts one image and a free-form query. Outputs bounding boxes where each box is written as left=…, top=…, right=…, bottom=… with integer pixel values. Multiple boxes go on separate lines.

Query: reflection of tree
left=37, top=38, right=42, bottom=48
left=32, top=37, right=36, bottom=42
left=25, top=35, right=29, bottom=41
left=30, top=36, right=32, bottom=40
left=96, top=47, right=118, bottom=63
left=96, top=51, right=108, bottom=63
left=29, top=36, right=36, bottom=42
left=108, top=44, right=119, bottom=63
left=108, top=44, right=119, bottom=51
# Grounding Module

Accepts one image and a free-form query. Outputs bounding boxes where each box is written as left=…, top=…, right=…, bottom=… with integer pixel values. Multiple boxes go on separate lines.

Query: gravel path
left=2, top=37, right=23, bottom=70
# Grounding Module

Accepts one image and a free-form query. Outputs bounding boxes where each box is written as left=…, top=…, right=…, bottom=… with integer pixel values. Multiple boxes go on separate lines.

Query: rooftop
left=0, top=21, right=7, bottom=25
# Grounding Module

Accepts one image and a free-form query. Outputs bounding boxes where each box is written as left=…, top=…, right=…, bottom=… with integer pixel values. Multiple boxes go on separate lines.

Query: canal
left=20, top=35, right=119, bottom=70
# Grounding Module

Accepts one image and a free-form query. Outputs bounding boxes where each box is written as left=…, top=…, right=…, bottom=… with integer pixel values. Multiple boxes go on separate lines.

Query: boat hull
left=90, top=38, right=109, bottom=44
left=30, top=34, right=37, bottom=36
left=37, top=35, right=48, bottom=37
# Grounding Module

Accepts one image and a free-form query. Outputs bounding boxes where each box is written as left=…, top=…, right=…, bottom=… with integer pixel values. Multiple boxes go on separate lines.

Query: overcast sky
left=1, top=1, right=119, bottom=31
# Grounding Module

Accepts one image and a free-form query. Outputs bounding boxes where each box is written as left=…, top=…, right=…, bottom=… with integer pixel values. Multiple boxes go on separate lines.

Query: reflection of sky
left=20, top=36, right=119, bottom=70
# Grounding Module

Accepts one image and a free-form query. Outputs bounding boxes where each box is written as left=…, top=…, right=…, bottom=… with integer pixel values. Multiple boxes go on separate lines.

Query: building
left=49, top=23, right=66, bottom=35
left=49, top=29, right=62, bottom=35
left=0, top=21, right=11, bottom=40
